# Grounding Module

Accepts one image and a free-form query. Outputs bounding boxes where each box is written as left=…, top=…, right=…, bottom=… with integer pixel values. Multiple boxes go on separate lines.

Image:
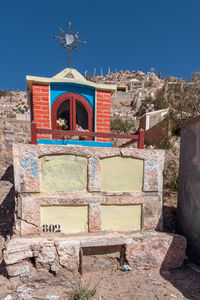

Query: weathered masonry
left=3, top=144, right=186, bottom=278
left=178, top=116, right=200, bottom=265
left=13, top=145, right=164, bottom=235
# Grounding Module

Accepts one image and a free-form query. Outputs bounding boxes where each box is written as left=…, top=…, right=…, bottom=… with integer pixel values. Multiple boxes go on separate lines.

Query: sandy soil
left=0, top=261, right=200, bottom=300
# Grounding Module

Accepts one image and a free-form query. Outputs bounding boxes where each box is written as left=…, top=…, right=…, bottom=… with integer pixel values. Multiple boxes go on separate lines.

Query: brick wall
left=32, top=84, right=50, bottom=139
left=96, top=91, right=111, bottom=142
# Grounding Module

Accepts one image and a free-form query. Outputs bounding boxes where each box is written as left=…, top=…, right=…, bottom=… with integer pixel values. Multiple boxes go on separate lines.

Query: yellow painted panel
left=100, top=157, right=143, bottom=192
left=41, top=206, right=88, bottom=234
left=40, top=155, right=87, bottom=192
left=101, top=205, right=141, bottom=231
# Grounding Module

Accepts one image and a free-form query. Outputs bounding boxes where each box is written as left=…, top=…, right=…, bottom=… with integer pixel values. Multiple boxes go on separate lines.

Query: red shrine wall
left=96, top=91, right=111, bottom=142
left=32, top=84, right=51, bottom=139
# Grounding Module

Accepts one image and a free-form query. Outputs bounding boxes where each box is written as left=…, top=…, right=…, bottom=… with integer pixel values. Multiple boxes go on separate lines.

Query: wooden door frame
left=51, top=93, right=93, bottom=139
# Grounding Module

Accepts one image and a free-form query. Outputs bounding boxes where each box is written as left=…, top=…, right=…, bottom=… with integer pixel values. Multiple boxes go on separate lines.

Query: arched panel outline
left=51, top=93, right=93, bottom=137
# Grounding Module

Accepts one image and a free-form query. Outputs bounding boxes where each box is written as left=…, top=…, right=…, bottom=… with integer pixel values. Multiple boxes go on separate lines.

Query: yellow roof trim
left=26, top=68, right=116, bottom=103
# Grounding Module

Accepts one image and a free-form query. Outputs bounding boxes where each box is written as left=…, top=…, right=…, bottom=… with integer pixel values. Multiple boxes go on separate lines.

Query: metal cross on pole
left=53, top=21, right=86, bottom=67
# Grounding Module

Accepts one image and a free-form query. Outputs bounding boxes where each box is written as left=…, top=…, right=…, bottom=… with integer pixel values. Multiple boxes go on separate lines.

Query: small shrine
left=27, top=68, right=116, bottom=146
left=27, top=22, right=118, bottom=146
left=26, top=22, right=145, bottom=148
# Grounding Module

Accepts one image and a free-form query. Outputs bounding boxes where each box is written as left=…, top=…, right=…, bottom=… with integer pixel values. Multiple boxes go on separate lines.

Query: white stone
left=46, top=296, right=59, bottom=300
left=7, top=261, right=31, bottom=277
left=4, top=296, right=13, bottom=300
left=4, top=250, right=33, bottom=264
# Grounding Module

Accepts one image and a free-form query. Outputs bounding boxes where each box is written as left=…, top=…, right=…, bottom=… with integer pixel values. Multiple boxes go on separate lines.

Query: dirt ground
left=0, top=261, right=200, bottom=300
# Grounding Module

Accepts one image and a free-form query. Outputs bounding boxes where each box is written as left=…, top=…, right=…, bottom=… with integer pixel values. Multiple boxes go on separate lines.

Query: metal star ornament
left=53, top=21, right=86, bottom=67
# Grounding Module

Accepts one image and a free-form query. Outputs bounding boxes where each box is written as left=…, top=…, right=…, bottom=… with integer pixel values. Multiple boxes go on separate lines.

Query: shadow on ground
left=160, top=233, right=200, bottom=300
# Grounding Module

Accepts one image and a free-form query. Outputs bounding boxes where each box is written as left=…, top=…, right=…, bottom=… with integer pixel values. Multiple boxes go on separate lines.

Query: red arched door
left=51, top=93, right=93, bottom=138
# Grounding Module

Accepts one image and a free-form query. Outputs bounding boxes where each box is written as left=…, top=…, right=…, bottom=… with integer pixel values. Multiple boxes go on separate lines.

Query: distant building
left=139, top=109, right=168, bottom=145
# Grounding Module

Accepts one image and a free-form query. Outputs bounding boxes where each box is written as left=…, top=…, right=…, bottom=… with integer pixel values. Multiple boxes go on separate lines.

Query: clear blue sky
left=1, top=0, right=200, bottom=91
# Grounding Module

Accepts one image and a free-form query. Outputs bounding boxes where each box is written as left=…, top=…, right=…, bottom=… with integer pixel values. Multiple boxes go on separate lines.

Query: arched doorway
left=51, top=93, right=93, bottom=138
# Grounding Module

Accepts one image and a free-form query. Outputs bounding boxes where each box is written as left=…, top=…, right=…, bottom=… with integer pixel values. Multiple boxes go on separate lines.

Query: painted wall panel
left=50, top=83, right=95, bottom=110
left=100, top=157, right=143, bottom=192
left=101, top=205, right=142, bottom=231
left=41, top=206, right=88, bottom=234
left=40, top=155, right=87, bottom=192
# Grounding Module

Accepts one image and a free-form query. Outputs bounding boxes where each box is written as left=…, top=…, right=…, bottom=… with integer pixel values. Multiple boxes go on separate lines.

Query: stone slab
left=3, top=231, right=186, bottom=278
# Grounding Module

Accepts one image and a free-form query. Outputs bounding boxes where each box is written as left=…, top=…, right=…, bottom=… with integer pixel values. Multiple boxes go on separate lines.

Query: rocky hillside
left=0, top=90, right=30, bottom=120
left=1, top=70, right=196, bottom=126
left=91, top=70, right=164, bottom=121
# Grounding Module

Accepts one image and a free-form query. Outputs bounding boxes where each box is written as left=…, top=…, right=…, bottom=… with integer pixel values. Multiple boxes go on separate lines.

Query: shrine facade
left=26, top=68, right=116, bottom=145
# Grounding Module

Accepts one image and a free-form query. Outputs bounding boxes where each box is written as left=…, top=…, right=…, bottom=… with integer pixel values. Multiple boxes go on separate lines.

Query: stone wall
left=3, top=231, right=186, bottom=278
left=0, top=118, right=30, bottom=153
left=3, top=143, right=187, bottom=279
left=12, top=145, right=165, bottom=236
left=0, top=118, right=30, bottom=250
